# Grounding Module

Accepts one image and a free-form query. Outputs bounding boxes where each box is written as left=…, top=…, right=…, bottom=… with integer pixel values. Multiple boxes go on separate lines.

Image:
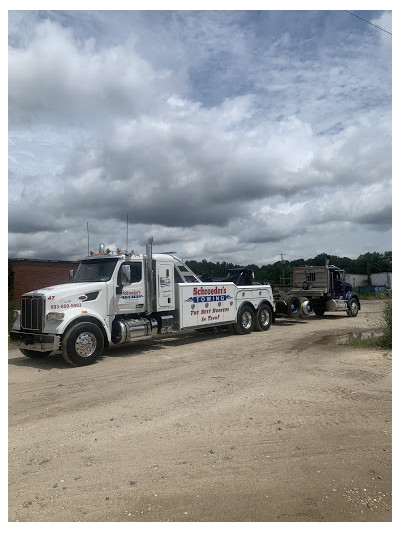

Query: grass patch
left=377, top=298, right=392, bottom=349
left=349, top=297, right=392, bottom=350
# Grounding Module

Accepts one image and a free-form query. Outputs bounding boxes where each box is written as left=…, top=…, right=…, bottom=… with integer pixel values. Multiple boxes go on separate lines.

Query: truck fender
left=256, top=299, right=273, bottom=312
left=236, top=301, right=256, bottom=316
left=255, top=299, right=274, bottom=320
left=345, top=291, right=361, bottom=309
left=62, top=314, right=110, bottom=347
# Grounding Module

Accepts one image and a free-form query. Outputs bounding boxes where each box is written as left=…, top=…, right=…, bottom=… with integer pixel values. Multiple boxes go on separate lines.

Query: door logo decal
left=121, top=290, right=143, bottom=300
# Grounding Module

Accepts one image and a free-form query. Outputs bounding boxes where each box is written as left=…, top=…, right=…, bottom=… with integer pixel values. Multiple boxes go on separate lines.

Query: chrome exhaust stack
left=145, top=236, right=155, bottom=314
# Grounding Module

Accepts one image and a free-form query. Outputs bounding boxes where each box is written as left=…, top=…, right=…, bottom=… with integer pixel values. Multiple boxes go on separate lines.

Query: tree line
left=186, top=251, right=392, bottom=285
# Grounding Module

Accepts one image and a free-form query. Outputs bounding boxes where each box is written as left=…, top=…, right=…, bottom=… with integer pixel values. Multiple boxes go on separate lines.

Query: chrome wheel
left=259, top=308, right=270, bottom=328
left=255, top=304, right=272, bottom=332
left=241, top=311, right=253, bottom=330
left=61, top=322, right=104, bottom=366
left=234, top=305, right=255, bottom=335
left=75, top=332, right=97, bottom=357
left=347, top=298, right=359, bottom=317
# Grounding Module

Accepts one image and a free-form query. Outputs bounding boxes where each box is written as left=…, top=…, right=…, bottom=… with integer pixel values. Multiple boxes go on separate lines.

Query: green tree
left=186, top=250, right=391, bottom=282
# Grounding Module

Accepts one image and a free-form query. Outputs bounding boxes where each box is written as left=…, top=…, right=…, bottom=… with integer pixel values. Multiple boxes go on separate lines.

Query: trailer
left=10, top=238, right=275, bottom=366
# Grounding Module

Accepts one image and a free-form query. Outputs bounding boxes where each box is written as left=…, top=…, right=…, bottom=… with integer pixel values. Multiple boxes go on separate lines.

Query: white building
left=345, top=272, right=392, bottom=289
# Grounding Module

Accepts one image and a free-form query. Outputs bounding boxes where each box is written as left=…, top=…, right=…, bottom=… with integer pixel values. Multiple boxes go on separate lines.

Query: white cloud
left=8, top=10, right=392, bottom=265
left=8, top=16, right=180, bottom=127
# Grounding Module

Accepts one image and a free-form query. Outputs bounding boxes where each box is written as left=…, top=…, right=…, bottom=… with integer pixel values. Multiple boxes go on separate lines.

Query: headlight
left=13, top=310, right=21, bottom=321
left=46, top=312, right=65, bottom=322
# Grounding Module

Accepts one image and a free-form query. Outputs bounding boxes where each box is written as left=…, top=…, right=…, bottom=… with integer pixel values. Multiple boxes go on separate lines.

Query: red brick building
left=11, top=259, right=80, bottom=304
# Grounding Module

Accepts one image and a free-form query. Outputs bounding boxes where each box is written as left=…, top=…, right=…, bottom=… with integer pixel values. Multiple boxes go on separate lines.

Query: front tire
left=234, top=305, right=255, bottom=335
left=254, top=304, right=272, bottom=331
left=61, top=322, right=104, bottom=366
left=347, top=298, right=359, bottom=317
left=20, top=349, right=52, bottom=359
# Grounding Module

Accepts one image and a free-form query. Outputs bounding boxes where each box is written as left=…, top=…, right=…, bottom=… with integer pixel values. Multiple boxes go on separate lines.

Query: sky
left=8, top=6, right=393, bottom=266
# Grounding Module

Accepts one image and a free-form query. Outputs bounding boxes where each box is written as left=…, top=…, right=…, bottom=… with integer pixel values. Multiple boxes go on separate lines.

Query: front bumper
left=10, top=331, right=60, bottom=352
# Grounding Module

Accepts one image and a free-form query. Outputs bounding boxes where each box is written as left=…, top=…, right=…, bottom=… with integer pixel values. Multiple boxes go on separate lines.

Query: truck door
left=156, top=262, right=174, bottom=310
left=115, top=260, right=146, bottom=314
left=331, top=270, right=344, bottom=298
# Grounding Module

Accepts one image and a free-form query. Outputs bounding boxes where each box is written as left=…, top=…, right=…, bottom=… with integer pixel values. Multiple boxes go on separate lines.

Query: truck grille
left=21, top=296, right=45, bottom=332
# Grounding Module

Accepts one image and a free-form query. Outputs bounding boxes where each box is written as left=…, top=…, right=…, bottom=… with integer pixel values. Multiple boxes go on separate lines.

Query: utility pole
left=280, top=253, right=288, bottom=285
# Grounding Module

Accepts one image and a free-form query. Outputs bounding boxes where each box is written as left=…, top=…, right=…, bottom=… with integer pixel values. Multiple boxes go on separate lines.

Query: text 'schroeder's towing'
left=11, top=237, right=276, bottom=366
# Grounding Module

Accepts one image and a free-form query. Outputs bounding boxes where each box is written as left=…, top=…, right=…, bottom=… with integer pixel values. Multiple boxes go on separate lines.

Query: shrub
left=377, top=298, right=392, bottom=349
left=8, top=297, right=16, bottom=334
left=348, top=295, right=392, bottom=350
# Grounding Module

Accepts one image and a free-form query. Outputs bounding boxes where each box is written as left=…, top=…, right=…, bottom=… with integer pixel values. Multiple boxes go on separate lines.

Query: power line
left=345, top=10, right=392, bottom=36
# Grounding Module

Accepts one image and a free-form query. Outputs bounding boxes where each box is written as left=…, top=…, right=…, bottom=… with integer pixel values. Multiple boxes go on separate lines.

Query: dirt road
left=8, top=300, right=392, bottom=522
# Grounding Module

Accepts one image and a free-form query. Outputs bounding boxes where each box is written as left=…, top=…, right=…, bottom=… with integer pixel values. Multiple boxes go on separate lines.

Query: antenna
left=87, top=221, right=90, bottom=255
left=126, top=213, right=128, bottom=252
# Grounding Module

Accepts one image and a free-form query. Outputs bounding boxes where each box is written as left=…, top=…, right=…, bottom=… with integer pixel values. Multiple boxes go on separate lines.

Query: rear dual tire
left=234, top=305, right=255, bottom=334
left=254, top=304, right=272, bottom=331
left=286, top=296, right=301, bottom=318
left=298, top=298, right=313, bottom=318
left=234, top=304, right=272, bottom=335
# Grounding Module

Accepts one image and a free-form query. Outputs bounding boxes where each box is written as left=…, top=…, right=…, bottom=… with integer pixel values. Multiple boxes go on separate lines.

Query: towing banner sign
left=177, top=283, right=237, bottom=329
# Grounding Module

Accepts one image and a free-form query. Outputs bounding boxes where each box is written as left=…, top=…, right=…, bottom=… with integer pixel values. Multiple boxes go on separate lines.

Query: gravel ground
left=8, top=300, right=391, bottom=522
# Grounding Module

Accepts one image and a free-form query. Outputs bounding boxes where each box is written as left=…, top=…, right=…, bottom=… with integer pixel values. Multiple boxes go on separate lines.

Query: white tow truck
left=10, top=238, right=275, bottom=366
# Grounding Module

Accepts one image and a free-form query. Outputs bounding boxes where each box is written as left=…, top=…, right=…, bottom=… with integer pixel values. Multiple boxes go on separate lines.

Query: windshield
left=73, top=258, right=118, bottom=283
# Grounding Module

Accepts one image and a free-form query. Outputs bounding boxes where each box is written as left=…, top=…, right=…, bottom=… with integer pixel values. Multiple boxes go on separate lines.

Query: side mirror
left=69, top=269, right=74, bottom=282
left=121, top=265, right=131, bottom=286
